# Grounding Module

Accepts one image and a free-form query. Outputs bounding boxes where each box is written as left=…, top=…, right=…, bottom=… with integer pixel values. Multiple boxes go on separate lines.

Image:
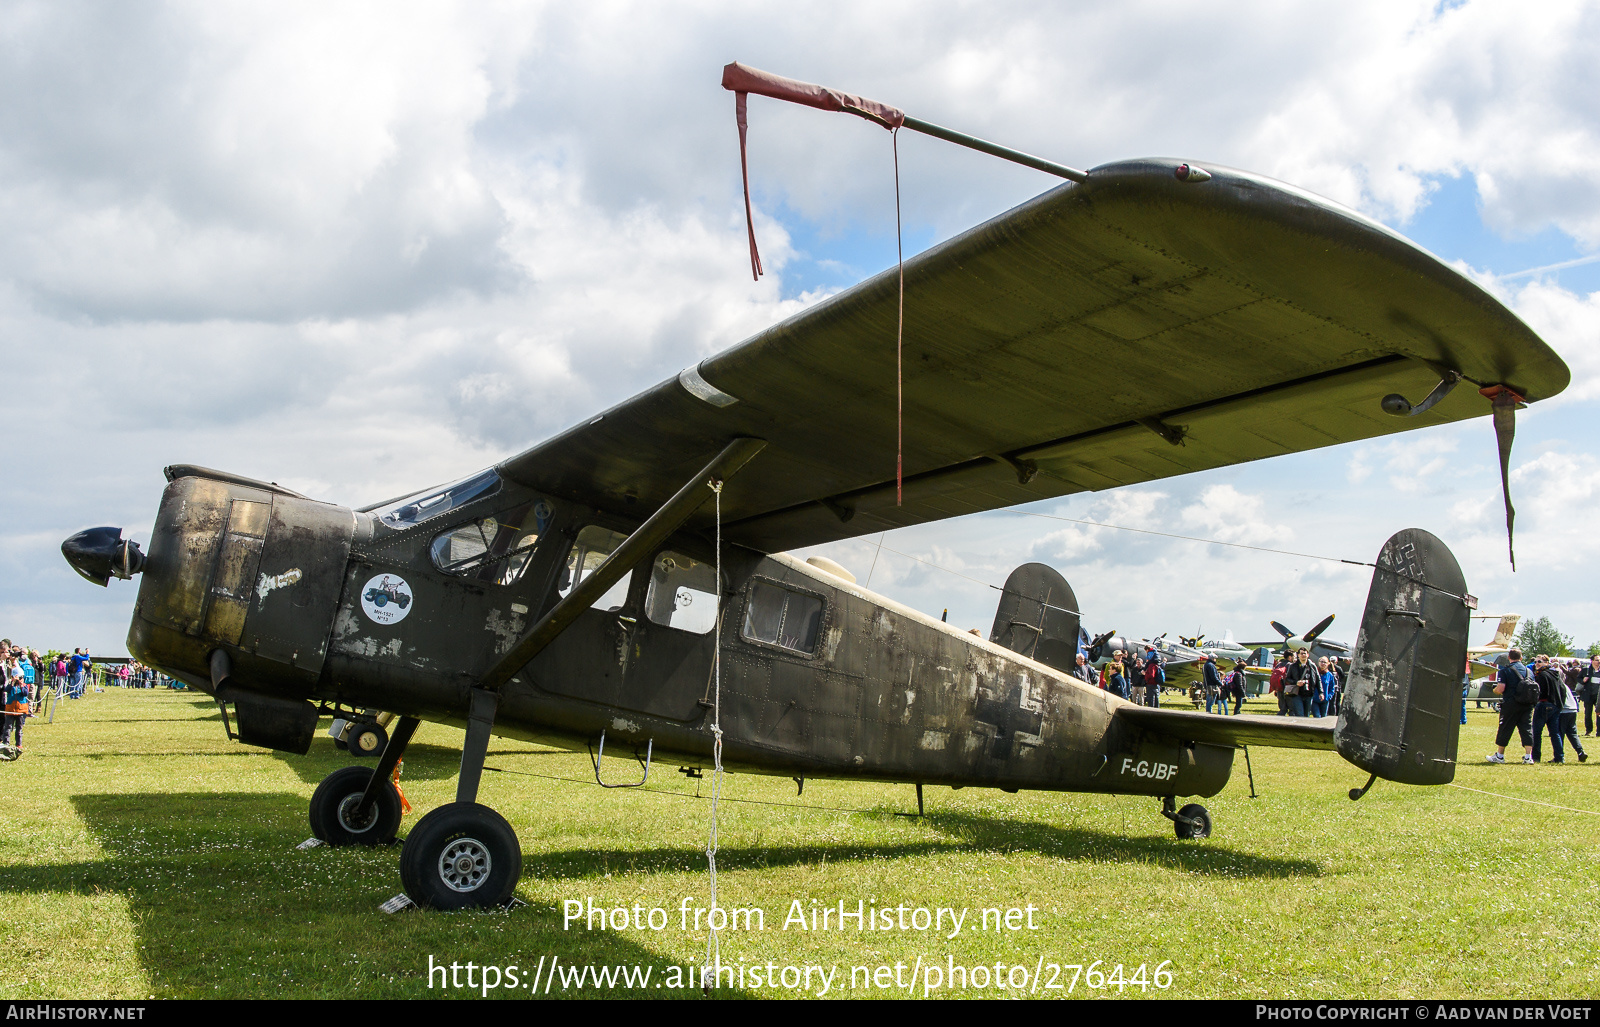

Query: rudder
left=989, top=563, right=1080, bottom=675
left=1335, top=529, right=1473, bottom=786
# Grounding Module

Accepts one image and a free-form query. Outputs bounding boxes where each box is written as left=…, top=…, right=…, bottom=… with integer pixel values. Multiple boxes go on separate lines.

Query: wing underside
left=499, top=158, right=1568, bottom=553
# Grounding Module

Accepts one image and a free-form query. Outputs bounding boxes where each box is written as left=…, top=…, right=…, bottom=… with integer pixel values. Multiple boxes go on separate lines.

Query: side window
left=645, top=551, right=719, bottom=635
left=741, top=580, right=824, bottom=655
left=428, top=499, right=549, bottom=586
left=559, top=525, right=634, bottom=611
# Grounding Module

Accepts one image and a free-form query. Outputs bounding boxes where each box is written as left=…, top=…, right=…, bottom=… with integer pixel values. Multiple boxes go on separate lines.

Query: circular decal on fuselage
left=360, top=574, right=414, bottom=625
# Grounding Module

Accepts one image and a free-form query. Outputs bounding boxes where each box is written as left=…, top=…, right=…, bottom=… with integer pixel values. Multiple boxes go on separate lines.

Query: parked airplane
left=61, top=66, right=1562, bottom=910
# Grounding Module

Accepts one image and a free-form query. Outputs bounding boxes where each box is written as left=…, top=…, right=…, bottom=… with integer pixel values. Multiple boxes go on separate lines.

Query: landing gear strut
left=1160, top=795, right=1211, bottom=840
left=310, top=715, right=420, bottom=846
left=398, top=687, right=523, bottom=910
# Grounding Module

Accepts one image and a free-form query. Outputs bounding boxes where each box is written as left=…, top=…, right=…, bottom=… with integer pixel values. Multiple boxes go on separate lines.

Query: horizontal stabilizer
left=1115, top=706, right=1335, bottom=751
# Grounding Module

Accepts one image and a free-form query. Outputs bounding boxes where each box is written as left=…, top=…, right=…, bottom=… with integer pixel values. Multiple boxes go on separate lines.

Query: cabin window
left=427, top=499, right=550, bottom=585
left=741, top=580, right=823, bottom=655
left=645, top=551, right=719, bottom=635
left=376, top=468, right=500, bottom=529
left=559, top=525, right=634, bottom=610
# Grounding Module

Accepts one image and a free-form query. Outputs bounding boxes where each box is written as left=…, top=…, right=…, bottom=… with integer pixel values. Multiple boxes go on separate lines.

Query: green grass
left=0, top=687, right=1594, bottom=999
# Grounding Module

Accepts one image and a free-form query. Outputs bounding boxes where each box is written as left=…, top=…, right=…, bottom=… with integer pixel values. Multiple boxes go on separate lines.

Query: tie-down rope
left=703, top=478, right=725, bottom=993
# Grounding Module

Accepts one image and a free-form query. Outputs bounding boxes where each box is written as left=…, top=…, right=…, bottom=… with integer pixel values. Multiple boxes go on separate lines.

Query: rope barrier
left=1446, top=782, right=1600, bottom=817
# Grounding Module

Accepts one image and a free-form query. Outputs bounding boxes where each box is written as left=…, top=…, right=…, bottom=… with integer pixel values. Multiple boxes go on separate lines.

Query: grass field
left=0, top=685, right=1595, bottom=1000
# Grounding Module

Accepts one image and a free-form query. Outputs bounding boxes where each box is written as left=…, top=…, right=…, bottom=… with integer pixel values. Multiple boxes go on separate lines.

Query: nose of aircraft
left=61, top=527, right=145, bottom=586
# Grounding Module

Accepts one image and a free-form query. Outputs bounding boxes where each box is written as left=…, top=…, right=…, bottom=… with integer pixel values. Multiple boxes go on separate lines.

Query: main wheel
left=309, top=766, right=402, bottom=846
left=399, top=802, right=522, bottom=911
left=347, top=721, right=388, bottom=758
left=1174, top=802, right=1212, bottom=840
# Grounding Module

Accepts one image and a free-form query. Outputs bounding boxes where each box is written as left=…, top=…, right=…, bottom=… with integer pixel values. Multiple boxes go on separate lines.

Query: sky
left=2, top=0, right=1598, bottom=657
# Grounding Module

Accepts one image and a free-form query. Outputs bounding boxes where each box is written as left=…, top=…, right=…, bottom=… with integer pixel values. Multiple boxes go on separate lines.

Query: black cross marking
left=973, top=682, right=1044, bottom=760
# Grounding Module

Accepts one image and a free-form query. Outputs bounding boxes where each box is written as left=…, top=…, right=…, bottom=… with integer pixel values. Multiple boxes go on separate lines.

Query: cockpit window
left=559, top=525, right=635, bottom=610
left=427, top=499, right=552, bottom=586
left=376, top=469, right=500, bottom=529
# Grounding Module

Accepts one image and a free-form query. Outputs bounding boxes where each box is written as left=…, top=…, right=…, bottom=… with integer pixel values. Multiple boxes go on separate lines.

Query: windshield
left=374, top=469, right=500, bottom=529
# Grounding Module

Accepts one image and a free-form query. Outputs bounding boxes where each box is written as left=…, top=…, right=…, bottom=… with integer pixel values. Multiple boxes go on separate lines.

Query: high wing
left=1117, top=706, right=1336, bottom=751
left=498, top=158, right=1569, bottom=553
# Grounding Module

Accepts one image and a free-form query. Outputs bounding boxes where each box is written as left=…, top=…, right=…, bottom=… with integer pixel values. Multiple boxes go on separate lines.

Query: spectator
left=1225, top=661, right=1248, bottom=715
left=1488, top=648, right=1536, bottom=764
left=1282, top=648, right=1316, bottom=717
left=1073, top=653, right=1096, bottom=685
left=1269, top=655, right=1289, bottom=715
left=1107, top=655, right=1128, bottom=700
left=1202, top=655, right=1228, bottom=715
left=1141, top=647, right=1164, bottom=708
left=1, top=664, right=27, bottom=752
left=67, top=649, right=87, bottom=699
left=1312, top=656, right=1336, bottom=718
left=1554, top=666, right=1587, bottom=764
left=1532, top=655, right=1565, bottom=763
left=1581, top=654, right=1600, bottom=736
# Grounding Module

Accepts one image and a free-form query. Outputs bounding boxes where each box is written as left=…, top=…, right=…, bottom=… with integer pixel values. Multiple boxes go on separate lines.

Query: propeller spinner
left=61, top=527, right=145, bottom=587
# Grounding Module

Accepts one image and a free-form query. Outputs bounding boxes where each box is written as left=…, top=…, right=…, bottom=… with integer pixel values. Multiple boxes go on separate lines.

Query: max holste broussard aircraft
left=60, top=65, right=1569, bottom=911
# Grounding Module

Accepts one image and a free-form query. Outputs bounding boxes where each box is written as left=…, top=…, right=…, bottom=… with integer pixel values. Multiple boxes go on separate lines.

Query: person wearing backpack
left=1488, top=649, right=1537, bottom=764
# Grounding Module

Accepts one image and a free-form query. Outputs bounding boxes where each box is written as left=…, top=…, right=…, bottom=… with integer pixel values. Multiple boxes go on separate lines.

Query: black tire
left=309, top=766, right=402, bottom=846
left=347, top=722, right=388, bottom=758
left=1174, top=802, right=1212, bottom=840
left=399, top=803, right=522, bottom=911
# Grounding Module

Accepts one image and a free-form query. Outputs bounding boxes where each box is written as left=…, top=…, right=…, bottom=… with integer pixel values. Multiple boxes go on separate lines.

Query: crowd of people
left=1069, top=644, right=1348, bottom=718
left=0, top=641, right=103, bottom=753
left=1486, top=650, right=1598, bottom=765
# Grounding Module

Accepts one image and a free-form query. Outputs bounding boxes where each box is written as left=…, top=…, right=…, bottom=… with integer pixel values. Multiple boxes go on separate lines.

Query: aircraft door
left=617, top=548, right=719, bottom=722
left=524, top=525, right=639, bottom=711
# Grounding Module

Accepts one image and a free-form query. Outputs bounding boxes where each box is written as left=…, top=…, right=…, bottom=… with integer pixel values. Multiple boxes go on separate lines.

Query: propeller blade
left=1303, top=614, right=1336, bottom=643
left=1270, top=620, right=1293, bottom=639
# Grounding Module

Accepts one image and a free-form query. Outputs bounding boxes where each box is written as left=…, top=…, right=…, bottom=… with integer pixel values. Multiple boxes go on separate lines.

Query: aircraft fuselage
left=127, top=470, right=1233, bottom=800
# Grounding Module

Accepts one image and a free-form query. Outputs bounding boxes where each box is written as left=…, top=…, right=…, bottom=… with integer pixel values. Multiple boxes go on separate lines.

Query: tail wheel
left=1174, top=802, right=1212, bottom=840
left=309, top=766, right=402, bottom=846
left=347, top=721, right=388, bottom=758
left=399, top=802, right=521, bottom=911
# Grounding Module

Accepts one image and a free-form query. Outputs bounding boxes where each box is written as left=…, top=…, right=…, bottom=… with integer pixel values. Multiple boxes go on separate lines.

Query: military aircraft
left=60, top=69, right=1568, bottom=911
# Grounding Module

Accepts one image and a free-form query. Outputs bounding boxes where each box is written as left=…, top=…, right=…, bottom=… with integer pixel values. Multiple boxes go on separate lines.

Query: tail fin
left=989, top=563, right=1079, bottom=675
left=1335, top=529, right=1472, bottom=786
left=1488, top=613, right=1520, bottom=650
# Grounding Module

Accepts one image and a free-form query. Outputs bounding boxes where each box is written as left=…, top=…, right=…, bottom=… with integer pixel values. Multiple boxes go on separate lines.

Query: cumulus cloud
left=6, top=0, right=1600, bottom=652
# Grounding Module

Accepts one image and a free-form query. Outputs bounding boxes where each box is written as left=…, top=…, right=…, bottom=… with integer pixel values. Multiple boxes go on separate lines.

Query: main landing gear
left=1160, top=795, right=1212, bottom=840
left=309, top=688, right=522, bottom=910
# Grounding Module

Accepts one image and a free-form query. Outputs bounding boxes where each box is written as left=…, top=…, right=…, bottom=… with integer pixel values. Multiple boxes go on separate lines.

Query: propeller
left=1303, top=613, right=1336, bottom=643
left=1087, top=629, right=1117, bottom=661
left=1270, top=620, right=1293, bottom=640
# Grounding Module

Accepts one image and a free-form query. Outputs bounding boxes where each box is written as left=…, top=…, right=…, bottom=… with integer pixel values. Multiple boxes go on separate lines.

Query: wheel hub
left=336, top=794, right=378, bottom=834
left=438, top=837, right=491, bottom=892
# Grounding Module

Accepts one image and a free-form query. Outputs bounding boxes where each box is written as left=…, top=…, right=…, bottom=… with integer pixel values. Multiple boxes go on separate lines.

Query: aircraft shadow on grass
left=10, top=789, right=1319, bottom=997
left=43, top=792, right=747, bottom=998
left=522, top=809, right=1318, bottom=883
